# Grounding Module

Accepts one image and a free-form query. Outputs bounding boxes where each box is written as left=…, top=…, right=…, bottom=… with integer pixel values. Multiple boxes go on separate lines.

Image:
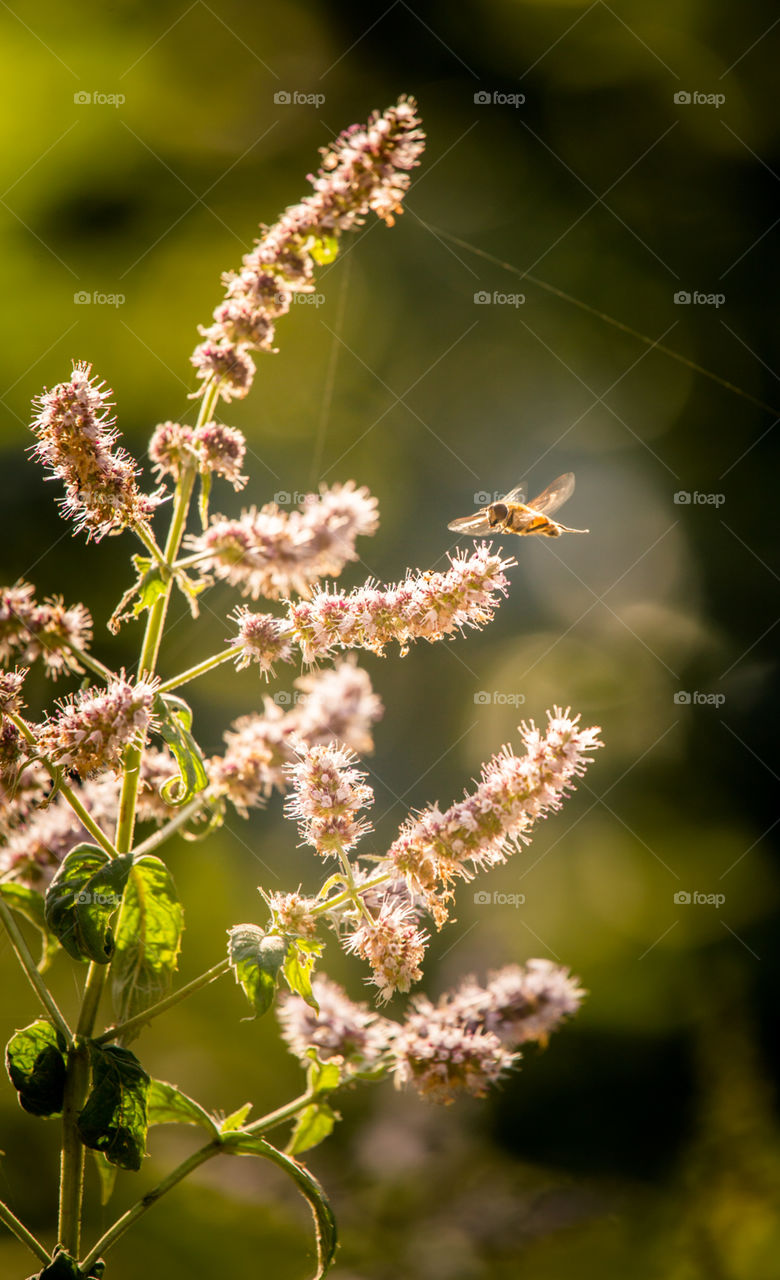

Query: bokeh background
left=1, top=2, right=779, bottom=1277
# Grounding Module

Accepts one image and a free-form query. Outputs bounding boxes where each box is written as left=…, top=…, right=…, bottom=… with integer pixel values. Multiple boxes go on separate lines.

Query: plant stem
left=311, top=868, right=392, bottom=917
left=0, top=897, right=72, bottom=1044
left=0, top=1199, right=51, bottom=1265
left=8, top=713, right=117, bottom=859
left=93, top=958, right=230, bottom=1045
left=157, top=645, right=241, bottom=694
left=58, top=1041, right=89, bottom=1254
left=130, top=792, right=215, bottom=857
left=79, top=1086, right=320, bottom=1272
left=79, top=1140, right=223, bottom=1271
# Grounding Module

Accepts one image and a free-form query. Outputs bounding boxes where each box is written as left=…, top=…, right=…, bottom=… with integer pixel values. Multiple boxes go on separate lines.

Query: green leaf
left=0, top=882, right=60, bottom=972
left=111, top=857, right=184, bottom=1036
left=308, top=1056, right=341, bottom=1095
left=25, top=1246, right=105, bottom=1279
left=6, top=1020, right=66, bottom=1117
left=92, top=1149, right=118, bottom=1206
left=155, top=693, right=208, bottom=806
left=147, top=1079, right=218, bottom=1136
left=309, top=234, right=339, bottom=265
left=225, top=1135, right=337, bottom=1280
left=228, top=925, right=288, bottom=1017
left=220, top=1102, right=253, bottom=1133
left=134, top=563, right=168, bottom=618
left=283, top=938, right=322, bottom=1011
left=286, top=1103, right=338, bottom=1157
left=44, top=845, right=132, bottom=964
left=77, top=1044, right=150, bottom=1172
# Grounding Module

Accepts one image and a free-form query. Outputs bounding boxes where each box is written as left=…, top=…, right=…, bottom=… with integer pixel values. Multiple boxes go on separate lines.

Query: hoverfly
left=448, top=472, right=588, bottom=538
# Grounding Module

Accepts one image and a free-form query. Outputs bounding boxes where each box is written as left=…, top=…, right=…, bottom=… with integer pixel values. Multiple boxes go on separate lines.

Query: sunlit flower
left=0, top=668, right=27, bottom=717
left=289, top=544, right=514, bottom=661
left=229, top=608, right=295, bottom=675
left=452, top=959, right=586, bottom=1047
left=192, top=97, right=425, bottom=402
left=188, top=482, right=378, bottom=601
left=38, top=674, right=160, bottom=777
left=0, top=582, right=93, bottom=680
left=277, top=974, right=394, bottom=1071
left=30, top=362, right=162, bottom=540
left=0, top=772, right=118, bottom=887
left=293, top=656, right=383, bottom=755
left=392, top=995, right=516, bottom=1104
left=284, top=742, right=373, bottom=856
left=387, top=708, right=602, bottom=922
left=267, top=890, right=320, bottom=940
left=343, top=901, right=429, bottom=1002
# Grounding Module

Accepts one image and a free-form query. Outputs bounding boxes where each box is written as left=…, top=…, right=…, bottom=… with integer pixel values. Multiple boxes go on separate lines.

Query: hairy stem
left=0, top=1199, right=51, bottom=1265
left=93, top=957, right=230, bottom=1045
left=0, top=897, right=72, bottom=1044
left=156, top=645, right=241, bottom=695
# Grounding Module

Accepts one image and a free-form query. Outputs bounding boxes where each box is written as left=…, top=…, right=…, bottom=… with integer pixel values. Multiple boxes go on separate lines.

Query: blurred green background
left=1, top=1, right=779, bottom=1276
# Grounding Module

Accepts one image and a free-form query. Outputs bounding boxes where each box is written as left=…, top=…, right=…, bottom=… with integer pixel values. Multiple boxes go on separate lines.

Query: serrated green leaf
left=77, top=1045, right=150, bottom=1172
left=286, top=1103, right=338, bottom=1156
left=155, top=694, right=208, bottom=806
left=283, top=939, right=322, bottom=1011
left=0, top=882, right=60, bottom=972
left=92, top=1149, right=118, bottom=1206
left=6, top=1020, right=66, bottom=1117
left=220, top=1101, right=253, bottom=1133
left=131, top=557, right=168, bottom=620
left=307, top=1056, right=341, bottom=1095
left=111, top=857, right=183, bottom=1037
left=225, top=1134, right=337, bottom=1280
left=44, top=845, right=132, bottom=964
left=148, top=1079, right=218, bottom=1135
left=228, top=925, right=288, bottom=1017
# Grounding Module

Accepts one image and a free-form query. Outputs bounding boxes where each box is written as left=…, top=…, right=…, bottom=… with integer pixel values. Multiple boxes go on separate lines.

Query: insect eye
left=490, top=503, right=508, bottom=524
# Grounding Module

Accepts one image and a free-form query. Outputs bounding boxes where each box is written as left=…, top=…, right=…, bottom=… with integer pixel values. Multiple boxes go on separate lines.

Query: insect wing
left=448, top=511, right=493, bottom=535
left=526, top=472, right=575, bottom=516
left=500, top=482, right=526, bottom=505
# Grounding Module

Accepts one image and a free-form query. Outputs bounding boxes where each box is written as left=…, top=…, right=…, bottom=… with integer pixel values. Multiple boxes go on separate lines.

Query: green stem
left=79, top=1140, right=223, bottom=1271
left=79, top=1085, right=319, bottom=1272
left=8, top=714, right=117, bottom=859
left=65, top=644, right=115, bottom=684
left=93, top=958, right=230, bottom=1046
left=0, top=897, right=72, bottom=1045
left=131, top=793, right=214, bottom=858
left=157, top=646, right=241, bottom=695
left=311, top=868, right=392, bottom=917
left=58, top=1042, right=89, bottom=1255
left=0, top=1198, right=51, bottom=1265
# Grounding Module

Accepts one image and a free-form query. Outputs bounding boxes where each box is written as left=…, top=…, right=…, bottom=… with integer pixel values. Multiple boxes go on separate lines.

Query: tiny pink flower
left=277, top=974, right=394, bottom=1071
left=343, top=901, right=429, bottom=1002
left=284, top=742, right=373, bottom=856
left=0, top=582, right=93, bottom=680
left=38, top=673, right=160, bottom=777
left=228, top=607, right=295, bottom=676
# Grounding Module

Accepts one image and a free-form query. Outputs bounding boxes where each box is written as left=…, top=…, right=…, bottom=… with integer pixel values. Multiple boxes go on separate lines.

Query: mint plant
left=0, top=97, right=600, bottom=1279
